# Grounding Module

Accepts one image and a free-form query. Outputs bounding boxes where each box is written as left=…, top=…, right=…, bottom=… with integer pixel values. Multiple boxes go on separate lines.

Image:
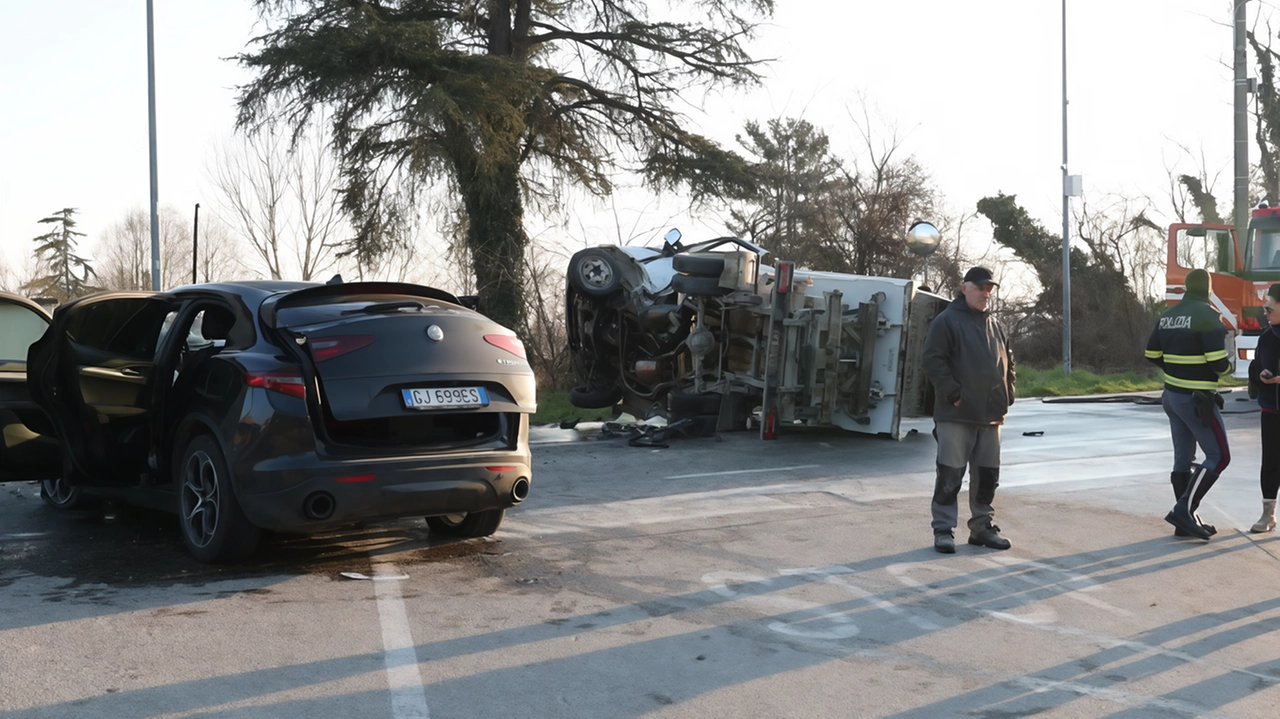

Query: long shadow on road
left=7, top=532, right=1279, bottom=718
left=0, top=491, right=497, bottom=632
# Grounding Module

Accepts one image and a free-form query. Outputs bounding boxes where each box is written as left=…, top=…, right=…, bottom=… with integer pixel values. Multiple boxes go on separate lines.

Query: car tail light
left=484, top=334, right=526, bottom=360
left=486, top=466, right=517, bottom=472
left=246, top=372, right=307, bottom=399
left=309, top=335, right=374, bottom=362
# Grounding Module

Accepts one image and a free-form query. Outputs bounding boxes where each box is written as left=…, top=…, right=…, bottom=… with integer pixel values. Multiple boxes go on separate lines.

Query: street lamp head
left=905, top=221, right=941, bottom=257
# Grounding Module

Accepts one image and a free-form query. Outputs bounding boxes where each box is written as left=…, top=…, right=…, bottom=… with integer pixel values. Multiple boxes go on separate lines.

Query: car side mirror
left=662, top=228, right=685, bottom=256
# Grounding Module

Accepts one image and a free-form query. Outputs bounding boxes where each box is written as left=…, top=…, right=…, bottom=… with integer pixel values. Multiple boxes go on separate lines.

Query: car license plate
left=401, top=386, right=488, bottom=410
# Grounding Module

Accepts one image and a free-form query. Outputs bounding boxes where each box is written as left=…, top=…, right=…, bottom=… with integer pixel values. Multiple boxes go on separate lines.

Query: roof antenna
left=326, top=274, right=344, bottom=285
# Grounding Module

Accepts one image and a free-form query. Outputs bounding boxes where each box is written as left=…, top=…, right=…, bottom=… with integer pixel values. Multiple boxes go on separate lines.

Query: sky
left=0, top=0, right=1251, bottom=286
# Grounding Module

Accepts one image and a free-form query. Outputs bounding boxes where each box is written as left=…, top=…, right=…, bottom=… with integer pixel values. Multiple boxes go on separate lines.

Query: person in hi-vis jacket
left=920, top=267, right=1016, bottom=554
left=1145, top=268, right=1233, bottom=540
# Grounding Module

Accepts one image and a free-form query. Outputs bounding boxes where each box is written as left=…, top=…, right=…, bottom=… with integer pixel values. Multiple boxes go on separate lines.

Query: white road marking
left=973, top=555, right=1132, bottom=617
left=373, top=563, right=430, bottom=719
left=983, top=606, right=1280, bottom=687
left=509, top=456, right=1173, bottom=539
left=702, top=570, right=861, bottom=640
left=666, top=464, right=821, bottom=479
left=781, top=566, right=942, bottom=631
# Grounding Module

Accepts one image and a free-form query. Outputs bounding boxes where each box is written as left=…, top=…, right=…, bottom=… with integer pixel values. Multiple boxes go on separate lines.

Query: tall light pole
left=1061, top=0, right=1072, bottom=375
left=1234, top=0, right=1249, bottom=241
left=147, top=0, right=160, bottom=291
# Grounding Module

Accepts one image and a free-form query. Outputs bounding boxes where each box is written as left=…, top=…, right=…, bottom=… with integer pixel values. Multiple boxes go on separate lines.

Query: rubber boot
left=1251, top=499, right=1277, bottom=533
left=1166, top=497, right=1212, bottom=539
left=1166, top=467, right=1217, bottom=540
left=1188, top=467, right=1220, bottom=535
left=1170, top=471, right=1192, bottom=538
left=1169, top=471, right=1216, bottom=537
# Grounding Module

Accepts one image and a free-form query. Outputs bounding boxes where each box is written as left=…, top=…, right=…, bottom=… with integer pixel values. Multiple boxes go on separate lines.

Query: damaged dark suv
left=0, top=282, right=535, bottom=562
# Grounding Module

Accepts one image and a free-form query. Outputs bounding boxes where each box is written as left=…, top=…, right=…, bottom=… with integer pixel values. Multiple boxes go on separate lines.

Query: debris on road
left=339, top=571, right=409, bottom=581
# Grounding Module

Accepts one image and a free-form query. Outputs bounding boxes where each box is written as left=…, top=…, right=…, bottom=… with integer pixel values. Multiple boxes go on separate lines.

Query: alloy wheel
left=41, top=477, right=76, bottom=506
left=180, top=450, right=221, bottom=548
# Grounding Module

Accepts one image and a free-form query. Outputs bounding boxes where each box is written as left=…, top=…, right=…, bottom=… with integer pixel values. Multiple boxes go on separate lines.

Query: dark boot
left=1169, top=471, right=1208, bottom=537
left=933, top=529, right=956, bottom=554
left=1166, top=466, right=1218, bottom=539
left=1188, top=466, right=1221, bottom=535
left=968, top=524, right=1012, bottom=550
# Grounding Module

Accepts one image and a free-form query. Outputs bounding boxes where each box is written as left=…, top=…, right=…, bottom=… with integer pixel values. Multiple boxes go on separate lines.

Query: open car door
left=28, top=293, right=172, bottom=486
left=0, top=293, right=60, bottom=483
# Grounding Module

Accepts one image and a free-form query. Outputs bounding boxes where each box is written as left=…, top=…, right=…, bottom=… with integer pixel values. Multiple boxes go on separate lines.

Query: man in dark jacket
left=1145, top=268, right=1232, bottom=540
left=921, top=267, right=1016, bottom=554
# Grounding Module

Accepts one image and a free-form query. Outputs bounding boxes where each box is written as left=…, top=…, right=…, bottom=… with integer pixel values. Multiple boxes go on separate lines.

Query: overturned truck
left=565, top=227, right=950, bottom=439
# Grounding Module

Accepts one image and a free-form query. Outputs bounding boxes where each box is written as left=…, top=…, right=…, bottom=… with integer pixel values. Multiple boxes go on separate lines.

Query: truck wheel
left=672, top=274, right=727, bottom=296
left=673, top=254, right=725, bottom=277
left=568, top=249, right=622, bottom=297
left=569, top=384, right=622, bottom=409
left=427, top=508, right=504, bottom=538
left=176, top=434, right=260, bottom=563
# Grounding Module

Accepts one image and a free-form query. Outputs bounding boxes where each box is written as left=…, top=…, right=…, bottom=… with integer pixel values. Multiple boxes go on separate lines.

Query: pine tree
left=27, top=208, right=96, bottom=301
left=235, top=0, right=771, bottom=332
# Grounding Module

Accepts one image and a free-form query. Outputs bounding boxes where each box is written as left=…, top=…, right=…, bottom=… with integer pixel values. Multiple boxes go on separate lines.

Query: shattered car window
left=0, top=302, right=48, bottom=367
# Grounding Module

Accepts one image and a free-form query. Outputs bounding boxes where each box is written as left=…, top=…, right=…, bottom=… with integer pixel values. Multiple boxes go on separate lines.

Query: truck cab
left=1166, top=205, right=1280, bottom=377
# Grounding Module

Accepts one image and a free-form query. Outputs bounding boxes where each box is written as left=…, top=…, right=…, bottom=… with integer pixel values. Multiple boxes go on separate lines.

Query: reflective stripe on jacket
left=1145, top=293, right=1232, bottom=393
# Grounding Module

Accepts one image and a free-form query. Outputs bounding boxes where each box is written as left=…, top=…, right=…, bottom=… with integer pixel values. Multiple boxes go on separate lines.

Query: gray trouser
left=931, top=421, right=1002, bottom=534
left=1161, top=390, right=1231, bottom=475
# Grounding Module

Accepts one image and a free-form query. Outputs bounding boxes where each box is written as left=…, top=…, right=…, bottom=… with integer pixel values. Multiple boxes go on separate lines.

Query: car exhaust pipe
left=511, top=478, right=530, bottom=504
left=303, top=491, right=336, bottom=520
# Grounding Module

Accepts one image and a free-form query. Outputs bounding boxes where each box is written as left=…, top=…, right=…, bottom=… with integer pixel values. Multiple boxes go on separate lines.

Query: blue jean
left=1161, top=390, right=1231, bottom=475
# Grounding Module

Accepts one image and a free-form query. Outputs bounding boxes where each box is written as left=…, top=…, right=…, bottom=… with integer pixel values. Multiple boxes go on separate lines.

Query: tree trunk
left=460, top=161, right=528, bottom=333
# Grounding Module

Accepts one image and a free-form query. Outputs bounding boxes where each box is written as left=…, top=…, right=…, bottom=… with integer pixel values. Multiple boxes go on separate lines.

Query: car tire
left=668, top=388, right=723, bottom=416
left=568, top=249, right=622, bottom=297
left=176, top=434, right=260, bottom=563
left=39, top=476, right=95, bottom=511
left=672, top=254, right=725, bottom=277
left=426, top=508, right=504, bottom=538
left=672, top=274, right=727, bottom=296
left=569, top=384, right=622, bottom=409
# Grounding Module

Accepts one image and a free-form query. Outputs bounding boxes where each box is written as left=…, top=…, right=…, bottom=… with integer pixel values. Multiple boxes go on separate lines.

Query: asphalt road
left=2, top=392, right=1280, bottom=718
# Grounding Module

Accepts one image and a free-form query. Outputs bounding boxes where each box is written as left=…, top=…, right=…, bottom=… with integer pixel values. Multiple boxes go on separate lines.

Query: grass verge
left=531, top=389, right=616, bottom=426
left=1016, top=366, right=1245, bottom=398
left=534, top=366, right=1247, bottom=421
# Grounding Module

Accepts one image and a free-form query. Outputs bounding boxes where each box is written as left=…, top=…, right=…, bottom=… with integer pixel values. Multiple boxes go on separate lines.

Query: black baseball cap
left=963, top=267, right=999, bottom=287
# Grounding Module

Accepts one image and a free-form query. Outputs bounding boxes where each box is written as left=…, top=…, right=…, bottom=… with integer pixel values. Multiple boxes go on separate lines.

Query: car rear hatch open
left=263, top=283, right=535, bottom=451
